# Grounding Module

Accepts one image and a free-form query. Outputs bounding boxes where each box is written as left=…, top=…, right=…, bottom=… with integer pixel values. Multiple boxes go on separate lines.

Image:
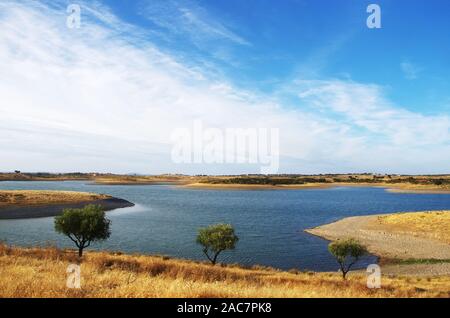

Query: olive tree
left=328, top=238, right=367, bottom=279
left=196, top=224, right=239, bottom=265
left=55, top=205, right=111, bottom=257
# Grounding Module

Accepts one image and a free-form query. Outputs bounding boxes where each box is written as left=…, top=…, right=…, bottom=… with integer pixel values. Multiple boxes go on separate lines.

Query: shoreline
left=0, top=198, right=134, bottom=219
left=305, top=213, right=450, bottom=259
left=0, top=190, right=134, bottom=219
left=385, top=188, right=450, bottom=194
left=3, top=179, right=450, bottom=193
left=305, top=211, right=450, bottom=276
left=180, top=182, right=450, bottom=193
left=178, top=182, right=334, bottom=191
left=91, top=181, right=189, bottom=186
left=2, top=174, right=449, bottom=194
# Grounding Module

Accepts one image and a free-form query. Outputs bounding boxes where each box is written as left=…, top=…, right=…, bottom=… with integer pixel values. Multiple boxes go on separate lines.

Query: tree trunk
left=212, top=251, right=221, bottom=266
left=203, top=249, right=219, bottom=265
left=78, top=247, right=83, bottom=257
left=339, top=262, right=347, bottom=280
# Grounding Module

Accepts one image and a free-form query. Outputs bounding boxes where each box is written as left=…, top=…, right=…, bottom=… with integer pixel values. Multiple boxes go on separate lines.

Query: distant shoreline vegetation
left=199, top=175, right=450, bottom=186
left=1, top=172, right=450, bottom=192
left=1, top=172, right=450, bottom=183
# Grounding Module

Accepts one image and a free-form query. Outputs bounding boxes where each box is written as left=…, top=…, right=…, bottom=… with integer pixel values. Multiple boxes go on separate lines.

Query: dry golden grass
left=376, top=211, right=450, bottom=244
left=0, top=244, right=449, bottom=298
left=386, top=183, right=450, bottom=193
left=0, top=190, right=110, bottom=207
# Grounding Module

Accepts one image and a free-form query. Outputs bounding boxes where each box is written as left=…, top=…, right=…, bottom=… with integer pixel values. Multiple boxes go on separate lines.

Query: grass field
left=0, top=190, right=110, bottom=207
left=376, top=211, right=450, bottom=244
left=1, top=244, right=449, bottom=298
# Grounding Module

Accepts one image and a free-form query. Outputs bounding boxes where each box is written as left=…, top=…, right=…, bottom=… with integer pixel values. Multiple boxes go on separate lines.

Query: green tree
left=54, top=205, right=111, bottom=257
left=328, top=238, right=367, bottom=280
left=196, top=223, right=239, bottom=265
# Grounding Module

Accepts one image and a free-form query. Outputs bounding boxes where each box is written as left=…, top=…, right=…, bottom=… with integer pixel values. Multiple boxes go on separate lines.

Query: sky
left=0, top=0, right=449, bottom=174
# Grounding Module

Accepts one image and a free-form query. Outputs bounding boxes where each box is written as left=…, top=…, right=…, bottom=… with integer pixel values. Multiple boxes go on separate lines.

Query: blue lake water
left=1, top=181, right=450, bottom=271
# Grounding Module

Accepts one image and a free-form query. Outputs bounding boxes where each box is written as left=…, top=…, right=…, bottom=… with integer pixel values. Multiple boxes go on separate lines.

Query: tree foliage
left=196, top=223, right=239, bottom=265
left=54, top=204, right=111, bottom=257
left=328, top=238, right=367, bottom=279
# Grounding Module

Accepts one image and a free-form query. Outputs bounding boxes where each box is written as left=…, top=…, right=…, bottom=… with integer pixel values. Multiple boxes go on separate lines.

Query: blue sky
left=0, top=0, right=449, bottom=174
left=106, top=0, right=450, bottom=113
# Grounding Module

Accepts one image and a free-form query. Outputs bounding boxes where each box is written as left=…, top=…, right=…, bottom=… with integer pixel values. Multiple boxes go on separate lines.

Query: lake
left=1, top=181, right=450, bottom=271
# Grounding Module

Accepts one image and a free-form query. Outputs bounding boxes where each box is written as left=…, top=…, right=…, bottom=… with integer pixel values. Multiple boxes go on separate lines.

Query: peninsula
left=0, top=190, right=134, bottom=219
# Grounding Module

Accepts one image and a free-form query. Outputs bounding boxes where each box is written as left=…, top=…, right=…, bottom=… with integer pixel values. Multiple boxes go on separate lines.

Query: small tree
left=54, top=205, right=111, bottom=257
left=328, top=238, right=367, bottom=280
left=196, top=224, right=239, bottom=265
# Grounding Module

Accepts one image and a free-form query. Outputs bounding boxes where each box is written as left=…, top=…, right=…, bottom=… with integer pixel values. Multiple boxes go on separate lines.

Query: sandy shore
left=92, top=181, right=188, bottom=186
left=386, top=188, right=450, bottom=194
left=181, top=183, right=335, bottom=190
left=306, top=213, right=450, bottom=276
left=306, top=214, right=450, bottom=259
left=181, top=182, right=450, bottom=193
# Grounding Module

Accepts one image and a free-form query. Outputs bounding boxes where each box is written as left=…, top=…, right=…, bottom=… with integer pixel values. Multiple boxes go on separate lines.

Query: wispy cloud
left=141, top=0, right=250, bottom=47
left=296, top=79, right=450, bottom=146
left=0, top=0, right=448, bottom=174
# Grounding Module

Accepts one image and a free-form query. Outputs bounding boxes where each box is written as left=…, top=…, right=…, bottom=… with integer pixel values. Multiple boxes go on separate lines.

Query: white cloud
left=141, top=0, right=250, bottom=46
left=296, top=79, right=450, bottom=145
left=0, top=1, right=448, bottom=174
